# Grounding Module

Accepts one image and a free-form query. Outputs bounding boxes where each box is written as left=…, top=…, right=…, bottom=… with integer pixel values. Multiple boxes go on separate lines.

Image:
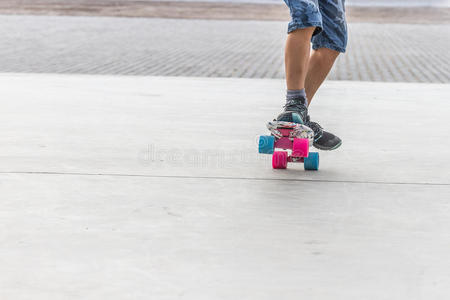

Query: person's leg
left=307, top=0, right=347, bottom=105
left=285, top=27, right=316, bottom=91
left=279, top=0, right=324, bottom=140
left=280, top=28, right=326, bottom=142
left=304, top=47, right=340, bottom=105
left=282, top=0, right=323, bottom=92
left=282, top=27, right=324, bottom=139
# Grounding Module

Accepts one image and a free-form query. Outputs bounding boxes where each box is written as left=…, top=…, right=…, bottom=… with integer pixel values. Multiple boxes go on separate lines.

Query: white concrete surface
left=0, top=73, right=449, bottom=299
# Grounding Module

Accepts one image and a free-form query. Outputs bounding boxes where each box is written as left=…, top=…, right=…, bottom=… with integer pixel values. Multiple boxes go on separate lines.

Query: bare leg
left=285, top=27, right=316, bottom=90
left=283, top=42, right=343, bottom=150
left=304, top=47, right=340, bottom=105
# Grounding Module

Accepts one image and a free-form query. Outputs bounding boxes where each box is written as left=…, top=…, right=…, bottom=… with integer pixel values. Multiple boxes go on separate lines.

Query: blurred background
left=0, top=0, right=448, bottom=83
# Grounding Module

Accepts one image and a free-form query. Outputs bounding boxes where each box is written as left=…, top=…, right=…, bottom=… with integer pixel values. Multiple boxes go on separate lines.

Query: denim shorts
left=283, top=0, right=348, bottom=53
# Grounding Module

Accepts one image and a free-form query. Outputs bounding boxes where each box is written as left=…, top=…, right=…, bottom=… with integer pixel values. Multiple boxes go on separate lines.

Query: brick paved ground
left=0, top=15, right=448, bottom=82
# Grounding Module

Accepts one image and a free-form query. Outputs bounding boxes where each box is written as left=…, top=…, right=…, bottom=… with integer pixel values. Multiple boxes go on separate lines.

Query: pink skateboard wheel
left=292, top=138, right=309, bottom=158
left=272, top=151, right=288, bottom=169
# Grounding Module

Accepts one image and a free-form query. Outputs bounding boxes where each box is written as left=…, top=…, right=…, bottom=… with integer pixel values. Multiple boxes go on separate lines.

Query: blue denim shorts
left=283, top=0, right=348, bottom=53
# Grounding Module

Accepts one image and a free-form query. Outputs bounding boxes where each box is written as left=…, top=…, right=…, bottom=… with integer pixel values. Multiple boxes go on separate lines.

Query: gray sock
left=286, top=89, right=307, bottom=103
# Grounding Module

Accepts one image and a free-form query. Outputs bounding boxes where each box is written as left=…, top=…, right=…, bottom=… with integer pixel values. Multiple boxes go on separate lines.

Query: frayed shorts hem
left=287, top=21, right=323, bottom=35
left=312, top=42, right=346, bottom=53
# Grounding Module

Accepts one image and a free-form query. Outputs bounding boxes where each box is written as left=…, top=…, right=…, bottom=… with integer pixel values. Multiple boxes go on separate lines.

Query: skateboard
left=258, top=120, right=319, bottom=170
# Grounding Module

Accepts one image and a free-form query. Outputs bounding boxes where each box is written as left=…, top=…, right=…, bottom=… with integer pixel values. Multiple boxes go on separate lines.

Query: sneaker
left=313, top=130, right=342, bottom=150
left=276, top=98, right=342, bottom=150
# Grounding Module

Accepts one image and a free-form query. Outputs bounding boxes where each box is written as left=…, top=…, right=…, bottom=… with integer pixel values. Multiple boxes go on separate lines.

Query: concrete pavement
left=0, top=73, right=449, bottom=299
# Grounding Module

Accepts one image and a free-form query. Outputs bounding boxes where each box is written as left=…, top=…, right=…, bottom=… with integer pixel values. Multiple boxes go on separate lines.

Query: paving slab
left=0, top=15, right=449, bottom=83
left=0, top=73, right=449, bottom=299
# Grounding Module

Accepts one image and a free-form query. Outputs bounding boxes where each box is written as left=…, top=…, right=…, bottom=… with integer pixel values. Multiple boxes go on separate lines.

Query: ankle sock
left=286, top=89, right=307, bottom=104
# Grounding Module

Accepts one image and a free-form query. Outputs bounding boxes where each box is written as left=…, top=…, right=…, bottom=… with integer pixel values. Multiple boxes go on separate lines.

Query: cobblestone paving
left=0, top=15, right=448, bottom=82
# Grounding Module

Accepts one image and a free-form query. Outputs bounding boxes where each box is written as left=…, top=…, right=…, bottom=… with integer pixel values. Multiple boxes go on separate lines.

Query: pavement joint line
left=1, top=171, right=449, bottom=187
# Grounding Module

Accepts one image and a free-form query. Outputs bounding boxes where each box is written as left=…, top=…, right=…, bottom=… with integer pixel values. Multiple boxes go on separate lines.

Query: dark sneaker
left=307, top=120, right=342, bottom=150
left=313, top=130, right=342, bottom=150
left=276, top=98, right=342, bottom=151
